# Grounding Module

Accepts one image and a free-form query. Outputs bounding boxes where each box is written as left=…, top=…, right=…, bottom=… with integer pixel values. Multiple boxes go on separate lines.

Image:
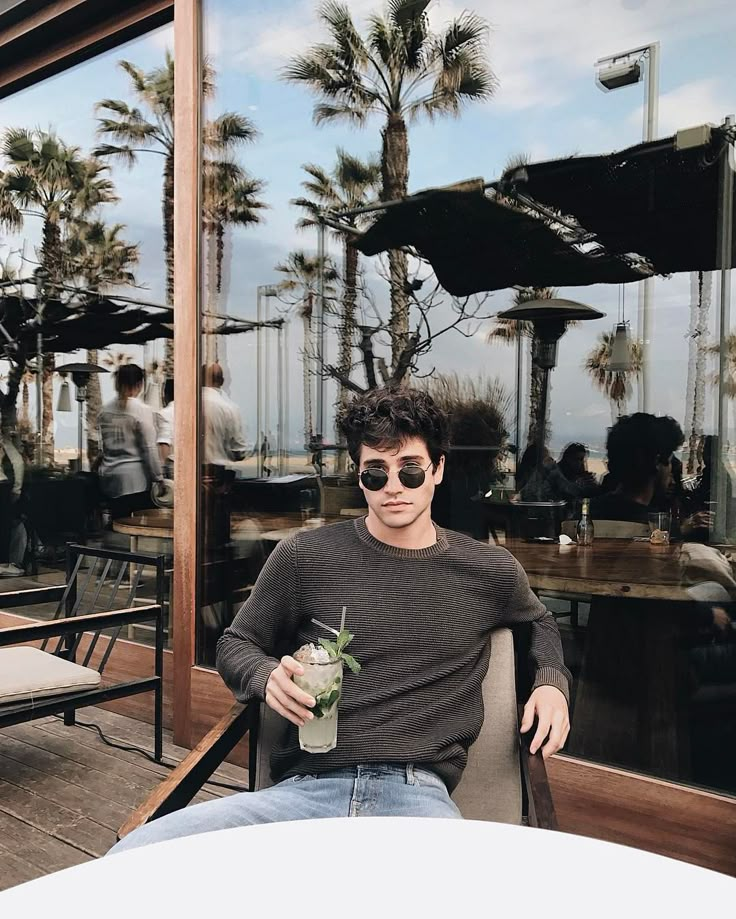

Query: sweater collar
left=354, top=515, right=450, bottom=559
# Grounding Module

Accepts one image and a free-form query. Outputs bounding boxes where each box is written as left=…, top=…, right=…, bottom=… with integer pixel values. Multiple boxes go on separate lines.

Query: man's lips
left=383, top=501, right=410, bottom=507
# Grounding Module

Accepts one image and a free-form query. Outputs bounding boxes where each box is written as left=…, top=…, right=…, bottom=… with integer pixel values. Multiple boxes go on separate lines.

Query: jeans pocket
left=413, top=768, right=448, bottom=793
left=290, top=773, right=319, bottom=784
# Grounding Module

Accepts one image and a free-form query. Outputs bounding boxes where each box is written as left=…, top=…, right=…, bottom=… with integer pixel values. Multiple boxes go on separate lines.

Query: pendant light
left=56, top=376, right=72, bottom=412
left=607, top=285, right=633, bottom=372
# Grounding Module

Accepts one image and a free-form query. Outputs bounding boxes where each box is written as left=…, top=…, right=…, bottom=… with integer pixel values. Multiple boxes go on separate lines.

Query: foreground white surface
left=1, top=817, right=733, bottom=917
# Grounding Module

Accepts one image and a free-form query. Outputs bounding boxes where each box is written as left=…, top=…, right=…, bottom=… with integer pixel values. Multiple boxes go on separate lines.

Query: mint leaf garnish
left=341, top=653, right=361, bottom=674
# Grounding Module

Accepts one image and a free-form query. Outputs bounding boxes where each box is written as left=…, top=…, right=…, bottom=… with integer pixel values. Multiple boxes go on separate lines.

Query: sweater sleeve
left=216, top=536, right=301, bottom=703
left=502, top=553, right=572, bottom=703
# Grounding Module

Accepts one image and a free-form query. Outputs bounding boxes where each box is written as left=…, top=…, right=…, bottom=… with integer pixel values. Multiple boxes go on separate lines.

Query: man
left=112, top=387, right=569, bottom=853
left=202, top=362, right=247, bottom=466
left=591, top=413, right=684, bottom=524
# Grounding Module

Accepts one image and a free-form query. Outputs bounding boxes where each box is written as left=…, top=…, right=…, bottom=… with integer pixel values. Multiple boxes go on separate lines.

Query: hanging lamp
left=56, top=376, right=72, bottom=412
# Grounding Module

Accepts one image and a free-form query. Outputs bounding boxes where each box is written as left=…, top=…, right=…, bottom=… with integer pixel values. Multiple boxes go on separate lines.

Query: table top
left=1, top=818, right=731, bottom=917
left=506, top=538, right=715, bottom=599
left=112, top=510, right=345, bottom=540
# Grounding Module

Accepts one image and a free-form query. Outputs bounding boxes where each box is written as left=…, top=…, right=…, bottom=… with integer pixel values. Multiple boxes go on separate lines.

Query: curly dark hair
left=337, top=386, right=451, bottom=467
left=606, top=412, right=684, bottom=489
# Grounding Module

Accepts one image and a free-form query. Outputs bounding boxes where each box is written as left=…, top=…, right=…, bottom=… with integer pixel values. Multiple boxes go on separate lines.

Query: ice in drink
left=293, top=644, right=343, bottom=753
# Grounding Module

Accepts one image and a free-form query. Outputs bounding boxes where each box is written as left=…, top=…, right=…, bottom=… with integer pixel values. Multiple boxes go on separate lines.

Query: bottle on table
left=576, top=497, right=594, bottom=546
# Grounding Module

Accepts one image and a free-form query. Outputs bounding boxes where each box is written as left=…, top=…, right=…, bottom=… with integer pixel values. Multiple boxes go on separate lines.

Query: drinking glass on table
left=648, top=511, right=671, bottom=544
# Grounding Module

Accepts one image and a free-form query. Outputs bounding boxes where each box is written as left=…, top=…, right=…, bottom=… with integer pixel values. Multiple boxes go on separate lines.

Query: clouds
left=628, top=77, right=731, bottom=135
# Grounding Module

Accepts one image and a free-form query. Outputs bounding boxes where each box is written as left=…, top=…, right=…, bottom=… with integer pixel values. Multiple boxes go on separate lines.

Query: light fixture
left=56, top=375, right=72, bottom=412
left=497, top=298, right=604, bottom=370
left=608, top=322, right=633, bottom=372
left=596, top=59, right=641, bottom=91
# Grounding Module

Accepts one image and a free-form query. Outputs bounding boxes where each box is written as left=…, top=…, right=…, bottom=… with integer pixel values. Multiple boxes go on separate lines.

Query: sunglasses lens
left=361, top=468, right=388, bottom=491
left=398, top=465, right=426, bottom=489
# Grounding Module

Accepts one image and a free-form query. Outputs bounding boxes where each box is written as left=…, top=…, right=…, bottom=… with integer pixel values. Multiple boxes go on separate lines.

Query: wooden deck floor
left=0, top=706, right=248, bottom=892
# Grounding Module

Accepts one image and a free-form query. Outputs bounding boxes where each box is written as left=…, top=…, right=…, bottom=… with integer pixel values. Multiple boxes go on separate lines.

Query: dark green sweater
left=216, top=517, right=571, bottom=791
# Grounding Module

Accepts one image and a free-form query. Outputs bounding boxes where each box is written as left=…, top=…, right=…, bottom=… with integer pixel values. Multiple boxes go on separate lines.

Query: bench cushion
left=0, top=646, right=101, bottom=705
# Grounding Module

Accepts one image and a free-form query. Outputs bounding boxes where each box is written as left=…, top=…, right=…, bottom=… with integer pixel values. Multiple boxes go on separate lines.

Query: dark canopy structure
left=354, top=123, right=735, bottom=297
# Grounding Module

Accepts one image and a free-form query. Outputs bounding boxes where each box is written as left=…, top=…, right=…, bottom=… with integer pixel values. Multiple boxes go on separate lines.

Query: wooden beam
left=548, top=754, right=736, bottom=877
left=172, top=0, right=201, bottom=748
left=0, top=0, right=173, bottom=99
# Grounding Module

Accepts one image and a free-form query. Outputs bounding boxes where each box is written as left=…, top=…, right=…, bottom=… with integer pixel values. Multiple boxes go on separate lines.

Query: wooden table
left=2, top=818, right=732, bottom=916
left=506, top=539, right=733, bottom=781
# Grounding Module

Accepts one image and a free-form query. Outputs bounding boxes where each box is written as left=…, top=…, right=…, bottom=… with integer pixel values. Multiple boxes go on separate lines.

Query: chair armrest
left=117, top=701, right=252, bottom=841
left=0, top=585, right=66, bottom=609
left=0, top=605, right=161, bottom=647
left=518, top=705, right=558, bottom=831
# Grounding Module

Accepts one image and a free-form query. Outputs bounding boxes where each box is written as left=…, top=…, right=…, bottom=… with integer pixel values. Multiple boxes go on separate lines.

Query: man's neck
left=615, top=483, right=654, bottom=506
left=365, top=510, right=438, bottom=550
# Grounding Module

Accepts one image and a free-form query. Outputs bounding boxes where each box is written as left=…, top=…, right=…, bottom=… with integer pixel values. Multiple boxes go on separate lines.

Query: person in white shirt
left=202, top=363, right=247, bottom=466
left=98, top=364, right=163, bottom=519
left=156, top=378, right=175, bottom=467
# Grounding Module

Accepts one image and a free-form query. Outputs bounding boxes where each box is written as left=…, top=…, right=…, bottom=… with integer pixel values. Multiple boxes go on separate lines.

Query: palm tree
left=275, top=251, right=338, bottom=444
left=64, top=218, right=140, bottom=461
left=292, top=149, right=381, bottom=418
left=0, top=129, right=117, bottom=463
left=487, top=287, right=559, bottom=447
left=103, top=350, right=133, bottom=371
left=284, top=0, right=495, bottom=368
left=95, top=52, right=260, bottom=373
left=584, top=330, right=643, bottom=423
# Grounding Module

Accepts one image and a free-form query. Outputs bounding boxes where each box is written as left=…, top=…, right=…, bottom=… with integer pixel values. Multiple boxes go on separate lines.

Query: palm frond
left=204, top=112, right=259, bottom=150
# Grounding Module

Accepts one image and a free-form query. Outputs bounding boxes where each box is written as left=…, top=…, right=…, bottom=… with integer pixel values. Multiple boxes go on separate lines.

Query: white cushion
left=0, top=646, right=101, bottom=705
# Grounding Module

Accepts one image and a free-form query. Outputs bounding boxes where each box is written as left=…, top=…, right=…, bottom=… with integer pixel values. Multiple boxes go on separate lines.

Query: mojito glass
left=293, top=653, right=343, bottom=753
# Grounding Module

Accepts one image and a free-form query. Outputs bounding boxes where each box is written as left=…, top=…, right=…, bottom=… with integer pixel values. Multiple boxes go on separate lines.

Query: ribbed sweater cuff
left=532, top=667, right=571, bottom=705
left=249, top=658, right=281, bottom=701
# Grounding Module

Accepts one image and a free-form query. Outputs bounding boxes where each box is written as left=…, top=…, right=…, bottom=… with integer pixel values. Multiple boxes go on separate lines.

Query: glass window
left=198, top=0, right=736, bottom=797
left=0, top=24, right=174, bottom=647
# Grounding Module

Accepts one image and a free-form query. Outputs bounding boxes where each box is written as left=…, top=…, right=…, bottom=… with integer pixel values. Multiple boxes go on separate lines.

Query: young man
left=112, top=387, right=570, bottom=853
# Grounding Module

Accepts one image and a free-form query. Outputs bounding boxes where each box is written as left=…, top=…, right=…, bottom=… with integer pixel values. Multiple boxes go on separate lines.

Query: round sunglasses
left=360, top=460, right=434, bottom=492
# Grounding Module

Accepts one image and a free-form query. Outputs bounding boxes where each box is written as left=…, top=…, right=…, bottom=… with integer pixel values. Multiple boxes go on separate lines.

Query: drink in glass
left=648, top=511, right=671, bottom=544
left=293, top=644, right=343, bottom=753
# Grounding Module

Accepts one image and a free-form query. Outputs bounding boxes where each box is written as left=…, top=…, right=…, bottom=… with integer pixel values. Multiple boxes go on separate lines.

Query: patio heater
left=496, top=298, right=604, bottom=497
left=56, top=362, right=107, bottom=472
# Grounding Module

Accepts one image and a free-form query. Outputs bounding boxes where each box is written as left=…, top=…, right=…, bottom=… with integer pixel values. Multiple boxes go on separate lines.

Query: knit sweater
left=216, top=517, right=571, bottom=792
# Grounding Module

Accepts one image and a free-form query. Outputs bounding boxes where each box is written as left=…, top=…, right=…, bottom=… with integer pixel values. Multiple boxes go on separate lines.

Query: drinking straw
left=312, top=617, right=340, bottom=637
left=340, top=605, right=346, bottom=633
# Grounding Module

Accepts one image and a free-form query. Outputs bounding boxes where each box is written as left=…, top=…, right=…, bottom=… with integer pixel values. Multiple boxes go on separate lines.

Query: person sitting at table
left=97, top=363, right=163, bottom=520
left=590, top=413, right=684, bottom=524
left=558, top=443, right=598, bottom=497
left=111, top=386, right=570, bottom=853
left=518, top=445, right=587, bottom=503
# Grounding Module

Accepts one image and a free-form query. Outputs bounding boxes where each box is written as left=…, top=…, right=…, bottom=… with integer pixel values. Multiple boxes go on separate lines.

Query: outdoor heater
left=496, top=298, right=604, bottom=498
left=56, top=362, right=107, bottom=471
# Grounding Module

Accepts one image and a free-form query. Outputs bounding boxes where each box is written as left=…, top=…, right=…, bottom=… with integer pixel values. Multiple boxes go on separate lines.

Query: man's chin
left=375, top=507, right=418, bottom=528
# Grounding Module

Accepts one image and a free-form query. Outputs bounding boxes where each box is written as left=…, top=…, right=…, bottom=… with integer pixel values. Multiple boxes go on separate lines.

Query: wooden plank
left=0, top=841, right=43, bottom=892
left=0, top=810, right=92, bottom=876
left=548, top=754, right=736, bottom=877
left=172, top=0, right=200, bottom=748
left=0, top=780, right=116, bottom=856
left=0, top=752, right=130, bottom=830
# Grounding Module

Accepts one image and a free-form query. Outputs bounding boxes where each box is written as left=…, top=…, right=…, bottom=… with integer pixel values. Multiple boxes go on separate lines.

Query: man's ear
left=434, top=455, right=445, bottom=486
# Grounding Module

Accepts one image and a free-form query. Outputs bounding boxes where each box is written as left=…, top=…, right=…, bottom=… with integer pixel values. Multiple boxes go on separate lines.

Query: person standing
left=97, top=364, right=163, bottom=520
left=202, top=363, right=247, bottom=466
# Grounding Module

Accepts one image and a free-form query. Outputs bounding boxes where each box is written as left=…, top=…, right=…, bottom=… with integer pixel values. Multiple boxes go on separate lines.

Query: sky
left=2, top=0, right=736, bottom=458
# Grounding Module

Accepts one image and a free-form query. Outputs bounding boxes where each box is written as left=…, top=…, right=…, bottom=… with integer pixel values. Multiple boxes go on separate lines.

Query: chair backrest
left=41, top=543, right=166, bottom=674
left=253, top=627, right=521, bottom=824
left=560, top=519, right=649, bottom=539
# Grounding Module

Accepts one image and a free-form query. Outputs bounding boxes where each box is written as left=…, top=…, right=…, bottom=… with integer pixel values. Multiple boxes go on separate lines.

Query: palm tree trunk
left=86, top=348, right=102, bottom=465
left=205, top=229, right=218, bottom=366
left=163, top=152, right=175, bottom=376
left=382, top=114, right=409, bottom=370
left=527, top=348, right=546, bottom=448
left=336, top=241, right=358, bottom=472
left=1, top=362, right=22, bottom=436
left=302, top=310, right=313, bottom=446
left=40, top=218, right=62, bottom=466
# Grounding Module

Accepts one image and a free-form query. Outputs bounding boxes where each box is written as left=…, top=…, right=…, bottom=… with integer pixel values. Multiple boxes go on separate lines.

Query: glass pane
left=198, top=0, right=736, bottom=798
left=0, top=24, right=174, bottom=647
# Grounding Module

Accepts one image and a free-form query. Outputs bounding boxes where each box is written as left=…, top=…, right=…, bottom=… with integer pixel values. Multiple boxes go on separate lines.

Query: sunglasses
left=360, top=460, right=434, bottom=492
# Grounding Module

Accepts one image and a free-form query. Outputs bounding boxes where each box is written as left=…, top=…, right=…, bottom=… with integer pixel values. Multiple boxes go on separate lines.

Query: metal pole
left=315, top=219, right=326, bottom=445
left=639, top=42, right=659, bottom=414
left=36, top=331, right=43, bottom=465
left=515, top=326, right=523, bottom=482
left=284, top=320, right=290, bottom=474
left=714, top=116, right=735, bottom=543
left=277, top=323, right=284, bottom=475
left=264, top=293, right=271, bottom=473
left=256, top=287, right=263, bottom=476
left=77, top=398, right=83, bottom=470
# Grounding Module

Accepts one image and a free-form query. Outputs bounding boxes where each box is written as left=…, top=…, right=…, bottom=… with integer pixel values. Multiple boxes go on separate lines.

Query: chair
left=118, top=627, right=556, bottom=840
left=0, top=543, right=165, bottom=760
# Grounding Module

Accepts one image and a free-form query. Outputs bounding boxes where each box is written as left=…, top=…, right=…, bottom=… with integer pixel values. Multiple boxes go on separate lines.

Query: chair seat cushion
left=0, top=646, right=101, bottom=705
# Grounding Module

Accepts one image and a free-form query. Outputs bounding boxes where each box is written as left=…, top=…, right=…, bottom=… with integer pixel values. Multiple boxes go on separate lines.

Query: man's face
left=358, top=436, right=444, bottom=531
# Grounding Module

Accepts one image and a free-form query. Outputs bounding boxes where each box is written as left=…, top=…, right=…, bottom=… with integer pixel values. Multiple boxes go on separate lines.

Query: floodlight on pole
left=595, top=42, right=659, bottom=413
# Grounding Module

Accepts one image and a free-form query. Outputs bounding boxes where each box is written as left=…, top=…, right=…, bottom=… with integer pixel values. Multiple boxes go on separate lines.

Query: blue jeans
left=110, top=764, right=461, bottom=855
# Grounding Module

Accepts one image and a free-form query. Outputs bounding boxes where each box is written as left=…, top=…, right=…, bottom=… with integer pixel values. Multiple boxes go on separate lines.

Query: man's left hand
left=520, top=685, right=570, bottom=759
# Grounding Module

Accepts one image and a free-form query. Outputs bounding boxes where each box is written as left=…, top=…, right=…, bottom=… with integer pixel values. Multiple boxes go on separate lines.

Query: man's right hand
left=265, top=656, right=315, bottom=726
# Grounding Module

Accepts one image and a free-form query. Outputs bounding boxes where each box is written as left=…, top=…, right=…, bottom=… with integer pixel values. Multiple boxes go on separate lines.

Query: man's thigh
left=108, top=775, right=351, bottom=855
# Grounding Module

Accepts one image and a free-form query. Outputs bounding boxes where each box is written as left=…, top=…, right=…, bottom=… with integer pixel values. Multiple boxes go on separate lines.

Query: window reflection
left=0, top=25, right=174, bottom=646
left=196, top=0, right=736, bottom=797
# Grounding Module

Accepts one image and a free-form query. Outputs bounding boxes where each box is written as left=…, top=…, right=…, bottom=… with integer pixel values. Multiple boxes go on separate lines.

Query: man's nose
left=384, top=468, right=404, bottom=493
